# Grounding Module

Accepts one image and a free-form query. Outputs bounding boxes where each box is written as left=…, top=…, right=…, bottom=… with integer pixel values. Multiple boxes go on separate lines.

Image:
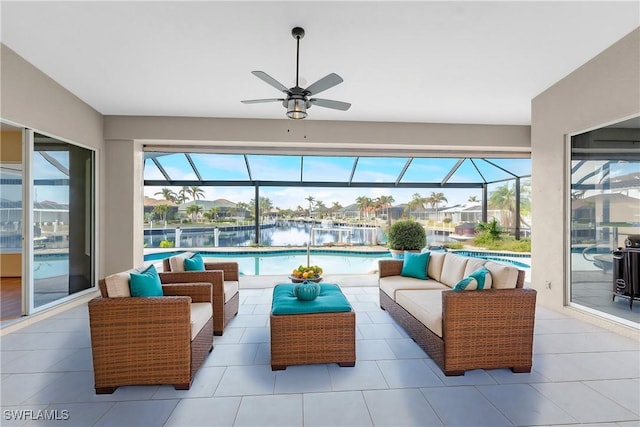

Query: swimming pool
left=451, top=250, right=531, bottom=269
left=172, top=249, right=390, bottom=275
left=145, top=248, right=531, bottom=275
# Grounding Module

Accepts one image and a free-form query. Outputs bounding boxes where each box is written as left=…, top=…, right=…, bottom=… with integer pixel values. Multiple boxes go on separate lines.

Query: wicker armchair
left=162, top=258, right=240, bottom=335
left=88, top=278, right=213, bottom=394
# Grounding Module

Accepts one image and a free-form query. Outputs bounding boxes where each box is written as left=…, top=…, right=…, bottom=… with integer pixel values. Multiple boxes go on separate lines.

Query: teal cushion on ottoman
left=272, top=283, right=352, bottom=315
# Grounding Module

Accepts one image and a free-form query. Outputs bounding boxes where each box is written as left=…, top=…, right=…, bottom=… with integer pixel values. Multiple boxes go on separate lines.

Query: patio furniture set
left=87, top=250, right=535, bottom=393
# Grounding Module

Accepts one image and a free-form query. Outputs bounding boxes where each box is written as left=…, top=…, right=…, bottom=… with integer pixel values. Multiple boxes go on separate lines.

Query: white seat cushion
left=484, top=261, right=519, bottom=289
left=190, top=302, right=213, bottom=340
left=379, top=276, right=448, bottom=300
left=395, top=289, right=445, bottom=338
left=439, top=254, right=469, bottom=288
left=168, top=252, right=195, bottom=273
left=224, top=280, right=239, bottom=303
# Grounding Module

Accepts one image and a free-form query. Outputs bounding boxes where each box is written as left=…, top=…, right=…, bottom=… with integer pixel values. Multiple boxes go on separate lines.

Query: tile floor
left=1, top=285, right=639, bottom=427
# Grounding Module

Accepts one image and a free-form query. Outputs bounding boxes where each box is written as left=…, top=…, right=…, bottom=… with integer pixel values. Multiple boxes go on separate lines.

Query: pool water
left=145, top=249, right=532, bottom=276
left=203, top=252, right=392, bottom=276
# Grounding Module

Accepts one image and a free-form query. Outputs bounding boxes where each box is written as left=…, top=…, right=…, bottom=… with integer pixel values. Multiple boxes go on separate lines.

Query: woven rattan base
left=270, top=310, right=356, bottom=370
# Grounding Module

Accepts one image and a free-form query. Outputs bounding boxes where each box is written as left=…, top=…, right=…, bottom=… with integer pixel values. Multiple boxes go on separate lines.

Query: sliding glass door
left=569, top=117, right=640, bottom=326
left=31, top=133, right=95, bottom=309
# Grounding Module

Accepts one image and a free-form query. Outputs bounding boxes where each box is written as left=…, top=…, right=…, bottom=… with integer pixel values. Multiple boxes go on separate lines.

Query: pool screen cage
left=142, top=151, right=531, bottom=246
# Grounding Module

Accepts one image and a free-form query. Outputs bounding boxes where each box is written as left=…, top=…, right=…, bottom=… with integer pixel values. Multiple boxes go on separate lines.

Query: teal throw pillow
left=453, top=267, right=492, bottom=291
left=129, top=264, right=164, bottom=297
left=184, top=253, right=205, bottom=271
left=400, top=251, right=430, bottom=280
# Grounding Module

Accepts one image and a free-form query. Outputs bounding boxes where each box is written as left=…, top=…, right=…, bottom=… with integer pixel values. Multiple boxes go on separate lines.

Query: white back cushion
left=104, top=272, right=131, bottom=298
left=439, top=254, right=469, bottom=288
left=463, top=258, right=486, bottom=277
left=427, top=251, right=447, bottom=282
left=168, top=252, right=195, bottom=272
left=484, top=261, right=519, bottom=289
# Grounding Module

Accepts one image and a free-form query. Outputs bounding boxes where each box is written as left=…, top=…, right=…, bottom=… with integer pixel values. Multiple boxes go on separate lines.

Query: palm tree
left=408, top=193, right=427, bottom=219
left=188, top=185, right=205, bottom=201
left=468, top=195, right=479, bottom=203
left=330, top=201, right=342, bottom=217
left=186, top=204, right=202, bottom=222
left=250, top=197, right=273, bottom=219
left=260, top=197, right=273, bottom=217
left=356, top=196, right=374, bottom=219
left=177, top=186, right=190, bottom=204
left=314, top=200, right=327, bottom=218
left=376, top=195, right=394, bottom=220
left=428, top=192, right=448, bottom=221
left=152, top=204, right=169, bottom=227
left=209, top=206, right=220, bottom=221
left=154, top=187, right=177, bottom=203
left=489, top=184, right=516, bottom=229
left=235, top=202, right=250, bottom=219
left=304, top=196, right=315, bottom=216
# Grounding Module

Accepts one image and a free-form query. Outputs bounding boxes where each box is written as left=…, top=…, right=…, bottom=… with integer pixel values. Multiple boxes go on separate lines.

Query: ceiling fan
left=241, top=27, right=351, bottom=119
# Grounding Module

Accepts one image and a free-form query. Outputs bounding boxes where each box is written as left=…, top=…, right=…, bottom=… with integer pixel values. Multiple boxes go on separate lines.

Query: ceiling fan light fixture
left=242, top=27, right=350, bottom=119
left=286, top=98, right=307, bottom=119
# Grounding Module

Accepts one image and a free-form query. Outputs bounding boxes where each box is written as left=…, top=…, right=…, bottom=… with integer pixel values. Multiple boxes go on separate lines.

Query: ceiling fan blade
left=309, top=98, right=351, bottom=111
left=305, top=73, right=343, bottom=96
left=241, top=98, right=285, bottom=104
left=251, top=71, right=289, bottom=93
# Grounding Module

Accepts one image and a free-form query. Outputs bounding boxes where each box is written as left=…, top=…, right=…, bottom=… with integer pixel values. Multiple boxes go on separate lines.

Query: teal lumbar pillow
left=184, top=253, right=205, bottom=271
left=453, top=266, right=492, bottom=291
left=129, top=264, right=164, bottom=297
left=293, top=281, right=321, bottom=301
left=400, top=251, right=430, bottom=280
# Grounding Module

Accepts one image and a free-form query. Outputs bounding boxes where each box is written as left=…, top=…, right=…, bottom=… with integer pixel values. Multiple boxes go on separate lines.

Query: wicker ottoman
left=270, top=283, right=356, bottom=371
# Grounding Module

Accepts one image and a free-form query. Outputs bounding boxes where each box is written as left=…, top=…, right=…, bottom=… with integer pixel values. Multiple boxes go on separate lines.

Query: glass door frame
left=564, top=114, right=640, bottom=329
left=16, top=126, right=98, bottom=316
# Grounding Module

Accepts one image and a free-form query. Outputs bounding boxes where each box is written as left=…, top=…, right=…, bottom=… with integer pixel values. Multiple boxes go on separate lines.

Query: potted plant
left=387, top=219, right=426, bottom=259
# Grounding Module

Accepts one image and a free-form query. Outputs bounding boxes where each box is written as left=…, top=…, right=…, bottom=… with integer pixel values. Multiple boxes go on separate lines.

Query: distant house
left=177, top=199, right=240, bottom=220
left=440, top=202, right=484, bottom=224
left=143, top=197, right=178, bottom=220
left=336, top=203, right=360, bottom=219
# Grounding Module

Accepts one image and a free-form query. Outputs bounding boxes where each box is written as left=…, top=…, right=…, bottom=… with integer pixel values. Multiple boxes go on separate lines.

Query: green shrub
left=387, top=219, right=426, bottom=251
left=159, top=239, right=174, bottom=248
left=475, top=218, right=503, bottom=241
left=443, top=241, right=463, bottom=250
left=471, top=237, right=531, bottom=252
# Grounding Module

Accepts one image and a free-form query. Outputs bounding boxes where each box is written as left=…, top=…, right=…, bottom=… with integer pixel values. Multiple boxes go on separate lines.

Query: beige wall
left=104, top=116, right=531, bottom=157
left=104, top=140, right=145, bottom=274
left=531, top=28, right=640, bottom=310
left=0, top=43, right=105, bottom=278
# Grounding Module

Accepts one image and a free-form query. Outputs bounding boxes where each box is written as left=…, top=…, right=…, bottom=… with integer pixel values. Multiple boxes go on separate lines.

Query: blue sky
left=144, top=154, right=532, bottom=209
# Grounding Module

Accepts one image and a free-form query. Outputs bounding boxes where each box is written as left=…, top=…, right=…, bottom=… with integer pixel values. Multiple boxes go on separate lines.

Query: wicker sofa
left=379, top=251, right=536, bottom=376
left=163, top=252, right=240, bottom=335
left=88, top=268, right=214, bottom=393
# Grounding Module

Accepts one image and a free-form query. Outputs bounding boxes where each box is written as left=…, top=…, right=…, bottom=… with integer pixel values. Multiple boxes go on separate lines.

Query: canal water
left=144, top=221, right=453, bottom=249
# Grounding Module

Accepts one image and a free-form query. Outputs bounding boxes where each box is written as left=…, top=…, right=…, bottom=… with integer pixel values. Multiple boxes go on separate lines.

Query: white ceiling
left=1, top=1, right=638, bottom=125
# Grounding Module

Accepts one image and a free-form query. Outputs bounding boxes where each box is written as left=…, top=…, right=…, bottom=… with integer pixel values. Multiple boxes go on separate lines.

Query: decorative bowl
left=289, top=275, right=323, bottom=283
